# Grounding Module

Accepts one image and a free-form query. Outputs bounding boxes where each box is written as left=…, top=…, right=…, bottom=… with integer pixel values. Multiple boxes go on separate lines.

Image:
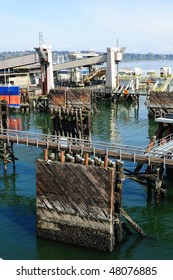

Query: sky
left=0, top=0, right=173, bottom=54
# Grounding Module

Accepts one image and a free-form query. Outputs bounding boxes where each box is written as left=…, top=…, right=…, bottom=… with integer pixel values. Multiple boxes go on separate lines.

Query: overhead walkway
left=53, top=54, right=107, bottom=71
left=0, top=53, right=107, bottom=71
left=0, top=53, right=39, bottom=69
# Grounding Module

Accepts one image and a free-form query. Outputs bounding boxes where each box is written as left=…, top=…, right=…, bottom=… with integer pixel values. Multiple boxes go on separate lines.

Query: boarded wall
left=49, top=88, right=91, bottom=110
left=36, top=159, right=116, bottom=252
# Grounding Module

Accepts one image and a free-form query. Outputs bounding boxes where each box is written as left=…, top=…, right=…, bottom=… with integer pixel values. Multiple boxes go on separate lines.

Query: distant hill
left=1, top=50, right=173, bottom=62
left=123, top=53, right=173, bottom=61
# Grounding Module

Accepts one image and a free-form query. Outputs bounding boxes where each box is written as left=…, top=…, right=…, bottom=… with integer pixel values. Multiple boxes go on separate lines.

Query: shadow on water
left=36, top=226, right=145, bottom=260
left=36, top=237, right=116, bottom=260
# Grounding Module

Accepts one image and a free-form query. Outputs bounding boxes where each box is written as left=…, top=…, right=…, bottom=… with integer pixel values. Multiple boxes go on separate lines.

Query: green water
left=0, top=96, right=173, bottom=260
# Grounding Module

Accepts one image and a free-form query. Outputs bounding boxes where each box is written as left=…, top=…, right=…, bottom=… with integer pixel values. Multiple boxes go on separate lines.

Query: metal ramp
left=84, top=69, right=105, bottom=83
left=153, top=77, right=172, bottom=92
left=146, top=133, right=173, bottom=159
left=161, top=77, right=172, bottom=91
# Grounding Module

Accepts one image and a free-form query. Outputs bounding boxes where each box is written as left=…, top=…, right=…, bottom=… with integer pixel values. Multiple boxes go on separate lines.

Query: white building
left=160, top=67, right=171, bottom=77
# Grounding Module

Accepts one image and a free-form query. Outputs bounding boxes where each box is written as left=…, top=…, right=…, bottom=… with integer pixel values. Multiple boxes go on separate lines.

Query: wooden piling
left=60, top=150, right=65, bottom=163
left=3, top=142, right=7, bottom=172
left=115, top=160, right=124, bottom=207
left=121, top=208, right=146, bottom=237
left=114, top=160, right=124, bottom=242
left=44, top=149, right=48, bottom=161
left=155, top=168, right=162, bottom=202
left=10, top=142, right=16, bottom=172
left=0, top=100, right=8, bottom=131
left=104, top=155, right=108, bottom=168
left=84, top=153, right=89, bottom=166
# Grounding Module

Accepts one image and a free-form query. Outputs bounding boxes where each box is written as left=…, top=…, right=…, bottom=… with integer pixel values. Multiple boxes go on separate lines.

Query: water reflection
left=92, top=100, right=139, bottom=144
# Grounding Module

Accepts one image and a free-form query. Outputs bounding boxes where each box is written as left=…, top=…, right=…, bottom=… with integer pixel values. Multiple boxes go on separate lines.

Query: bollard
left=84, top=153, right=89, bottom=166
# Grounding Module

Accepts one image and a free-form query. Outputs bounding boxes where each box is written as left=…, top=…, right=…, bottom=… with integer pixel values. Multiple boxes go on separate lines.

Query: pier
left=1, top=43, right=173, bottom=254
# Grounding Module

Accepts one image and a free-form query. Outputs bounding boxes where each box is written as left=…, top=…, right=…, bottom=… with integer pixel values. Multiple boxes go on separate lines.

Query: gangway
left=146, top=133, right=173, bottom=160
left=84, top=69, right=105, bottom=83
left=152, top=77, right=172, bottom=92
left=152, top=80, right=159, bottom=91
left=1, top=129, right=173, bottom=168
left=161, top=77, right=172, bottom=92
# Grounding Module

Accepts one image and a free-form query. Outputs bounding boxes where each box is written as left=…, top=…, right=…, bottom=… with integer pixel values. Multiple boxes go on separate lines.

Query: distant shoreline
left=1, top=50, right=173, bottom=62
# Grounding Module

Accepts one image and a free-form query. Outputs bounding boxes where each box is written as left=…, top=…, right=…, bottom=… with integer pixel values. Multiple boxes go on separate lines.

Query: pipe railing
left=150, top=133, right=173, bottom=151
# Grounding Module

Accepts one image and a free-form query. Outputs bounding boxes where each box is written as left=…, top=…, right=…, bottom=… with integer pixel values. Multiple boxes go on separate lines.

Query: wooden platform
left=147, top=91, right=173, bottom=117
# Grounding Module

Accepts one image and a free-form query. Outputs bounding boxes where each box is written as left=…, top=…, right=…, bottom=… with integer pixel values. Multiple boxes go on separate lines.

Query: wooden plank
left=149, top=92, right=173, bottom=112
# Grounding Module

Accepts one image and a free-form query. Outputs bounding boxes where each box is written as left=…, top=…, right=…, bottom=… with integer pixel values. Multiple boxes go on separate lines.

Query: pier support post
left=84, top=153, right=89, bottom=166
left=3, top=142, right=7, bottom=172
left=155, top=168, right=162, bottom=203
left=115, top=160, right=123, bottom=205
left=10, top=142, right=16, bottom=172
left=106, top=48, right=116, bottom=89
left=104, top=155, right=108, bottom=168
left=44, top=149, right=48, bottom=161
left=114, top=160, right=124, bottom=242
left=60, top=151, right=65, bottom=163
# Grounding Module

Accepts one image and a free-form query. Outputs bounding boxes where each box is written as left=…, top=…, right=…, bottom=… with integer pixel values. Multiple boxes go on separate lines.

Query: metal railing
left=153, top=133, right=173, bottom=149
